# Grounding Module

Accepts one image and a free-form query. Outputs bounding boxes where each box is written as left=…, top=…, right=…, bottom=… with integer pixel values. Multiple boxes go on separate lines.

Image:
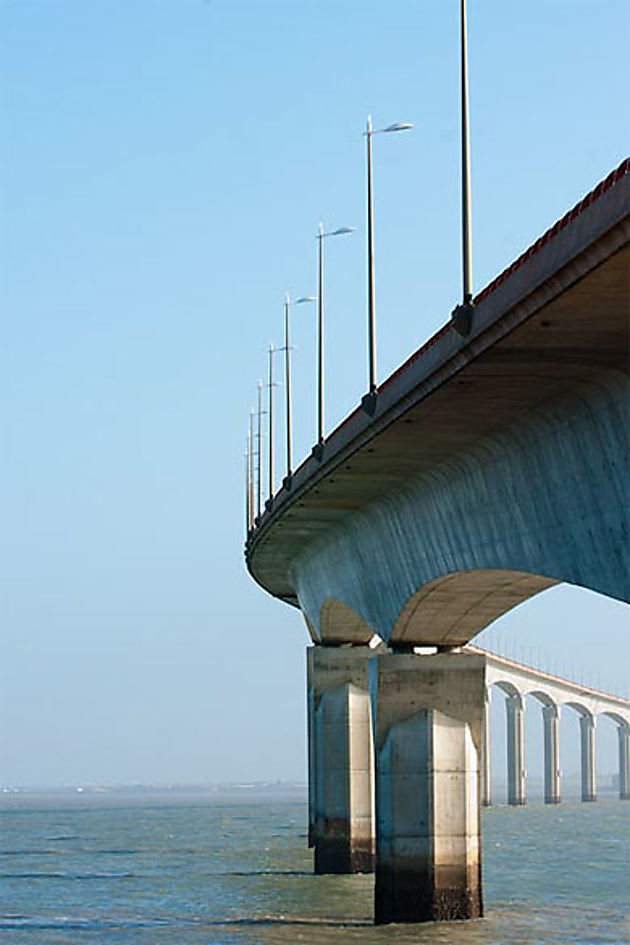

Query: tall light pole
left=256, top=380, right=263, bottom=518
left=248, top=408, right=254, bottom=530
left=315, top=223, right=354, bottom=451
left=267, top=344, right=277, bottom=501
left=452, top=0, right=474, bottom=335
left=283, top=292, right=316, bottom=483
left=244, top=445, right=251, bottom=535
left=364, top=117, right=413, bottom=400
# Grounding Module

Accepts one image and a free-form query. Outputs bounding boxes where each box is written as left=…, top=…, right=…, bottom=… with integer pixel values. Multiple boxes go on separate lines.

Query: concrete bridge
left=476, top=646, right=630, bottom=807
left=245, top=160, right=630, bottom=923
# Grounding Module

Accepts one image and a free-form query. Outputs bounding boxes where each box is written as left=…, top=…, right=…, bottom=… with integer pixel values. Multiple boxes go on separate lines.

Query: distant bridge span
left=473, top=646, right=630, bottom=806
left=245, top=161, right=630, bottom=923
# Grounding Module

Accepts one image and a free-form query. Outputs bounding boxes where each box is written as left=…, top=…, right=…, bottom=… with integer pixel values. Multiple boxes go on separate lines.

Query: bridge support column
left=307, top=645, right=375, bottom=873
left=580, top=714, right=596, bottom=802
left=481, top=689, right=491, bottom=807
left=543, top=705, right=561, bottom=804
left=506, top=696, right=526, bottom=806
left=618, top=725, right=629, bottom=801
left=371, top=651, right=485, bottom=924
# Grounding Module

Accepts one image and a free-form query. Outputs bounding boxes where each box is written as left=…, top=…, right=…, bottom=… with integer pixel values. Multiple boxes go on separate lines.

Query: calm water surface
left=1, top=796, right=628, bottom=944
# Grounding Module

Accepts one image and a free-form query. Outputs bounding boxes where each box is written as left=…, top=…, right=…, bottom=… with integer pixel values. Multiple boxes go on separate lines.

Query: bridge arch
left=318, top=599, right=374, bottom=646
left=390, top=569, right=558, bottom=649
left=597, top=714, right=630, bottom=800
left=601, top=710, right=629, bottom=728
left=526, top=688, right=558, bottom=709
left=492, top=679, right=523, bottom=704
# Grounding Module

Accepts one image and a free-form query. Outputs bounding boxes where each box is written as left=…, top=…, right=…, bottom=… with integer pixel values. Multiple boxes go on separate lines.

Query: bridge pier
left=371, top=651, right=484, bottom=924
left=580, top=715, right=597, bottom=802
left=307, top=645, right=375, bottom=873
left=481, top=689, right=491, bottom=806
left=543, top=705, right=561, bottom=804
left=618, top=725, right=629, bottom=800
left=506, top=695, right=526, bottom=805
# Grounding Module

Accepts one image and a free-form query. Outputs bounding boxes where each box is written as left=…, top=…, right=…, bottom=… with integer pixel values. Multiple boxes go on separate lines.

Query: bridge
left=475, top=646, right=629, bottom=807
left=245, top=159, right=630, bottom=923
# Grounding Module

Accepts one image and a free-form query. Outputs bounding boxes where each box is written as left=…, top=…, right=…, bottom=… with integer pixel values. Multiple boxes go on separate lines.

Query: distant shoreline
left=3, top=778, right=624, bottom=811
left=0, top=781, right=309, bottom=808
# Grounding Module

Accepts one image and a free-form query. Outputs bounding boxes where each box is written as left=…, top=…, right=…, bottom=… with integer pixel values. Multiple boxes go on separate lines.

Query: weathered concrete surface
left=619, top=725, right=630, bottom=800
left=580, top=714, right=597, bottom=802
left=543, top=705, right=561, bottom=804
left=307, top=646, right=375, bottom=873
left=481, top=691, right=491, bottom=806
left=506, top=695, right=526, bottom=806
left=371, top=652, right=485, bottom=924
left=246, top=165, right=630, bottom=647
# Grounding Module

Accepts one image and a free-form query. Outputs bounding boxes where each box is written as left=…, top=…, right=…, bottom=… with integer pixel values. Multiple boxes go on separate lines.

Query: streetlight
left=247, top=408, right=254, bottom=531
left=315, top=223, right=354, bottom=453
left=364, top=116, right=413, bottom=404
left=256, top=379, right=264, bottom=519
left=451, top=0, right=474, bottom=336
left=267, top=343, right=279, bottom=502
left=283, top=293, right=316, bottom=485
left=244, top=442, right=252, bottom=535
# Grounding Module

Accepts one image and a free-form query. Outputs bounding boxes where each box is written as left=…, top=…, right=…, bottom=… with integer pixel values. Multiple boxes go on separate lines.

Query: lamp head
left=383, top=121, right=413, bottom=133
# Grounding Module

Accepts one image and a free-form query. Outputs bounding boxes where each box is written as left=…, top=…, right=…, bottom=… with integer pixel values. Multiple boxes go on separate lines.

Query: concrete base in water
left=371, top=651, right=486, bottom=924
left=307, top=645, right=375, bottom=874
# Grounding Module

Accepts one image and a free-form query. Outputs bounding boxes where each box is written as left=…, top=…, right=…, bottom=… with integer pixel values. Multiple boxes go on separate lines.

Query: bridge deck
left=246, top=161, right=630, bottom=605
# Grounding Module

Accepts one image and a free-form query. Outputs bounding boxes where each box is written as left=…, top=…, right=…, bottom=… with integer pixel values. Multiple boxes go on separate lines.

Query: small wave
left=0, top=850, right=60, bottom=856
left=1, top=871, right=136, bottom=880
left=94, top=849, right=139, bottom=855
left=0, top=917, right=172, bottom=930
left=218, top=869, right=312, bottom=877
left=0, top=914, right=371, bottom=931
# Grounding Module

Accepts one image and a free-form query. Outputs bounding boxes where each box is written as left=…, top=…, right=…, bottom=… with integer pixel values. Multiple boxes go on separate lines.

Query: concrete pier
left=543, top=705, right=561, bottom=804
left=506, top=695, right=526, bottom=806
left=481, top=691, right=491, bottom=807
left=307, top=645, right=375, bottom=873
left=580, top=714, right=597, bottom=802
left=619, top=725, right=630, bottom=800
left=371, top=651, right=485, bottom=924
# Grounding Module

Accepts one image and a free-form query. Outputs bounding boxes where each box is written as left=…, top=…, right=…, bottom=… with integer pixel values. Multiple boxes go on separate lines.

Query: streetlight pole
left=283, top=293, right=316, bottom=484
left=366, top=117, right=376, bottom=396
left=284, top=295, right=293, bottom=481
left=314, top=223, right=354, bottom=452
left=364, top=117, right=413, bottom=401
left=244, top=446, right=250, bottom=535
left=248, top=408, right=254, bottom=529
left=256, top=379, right=263, bottom=518
left=461, top=0, right=472, bottom=306
left=267, top=344, right=276, bottom=500
left=317, top=223, right=325, bottom=447
left=452, top=0, right=474, bottom=335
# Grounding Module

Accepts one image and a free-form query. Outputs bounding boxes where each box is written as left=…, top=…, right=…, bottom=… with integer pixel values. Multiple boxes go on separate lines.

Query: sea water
left=1, top=793, right=628, bottom=944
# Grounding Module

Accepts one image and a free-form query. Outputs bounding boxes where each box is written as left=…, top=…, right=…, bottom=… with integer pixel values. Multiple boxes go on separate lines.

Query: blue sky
left=1, top=0, right=628, bottom=788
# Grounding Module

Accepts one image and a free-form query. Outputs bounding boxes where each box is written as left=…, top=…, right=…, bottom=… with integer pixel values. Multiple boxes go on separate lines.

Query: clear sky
left=1, top=0, right=628, bottom=789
